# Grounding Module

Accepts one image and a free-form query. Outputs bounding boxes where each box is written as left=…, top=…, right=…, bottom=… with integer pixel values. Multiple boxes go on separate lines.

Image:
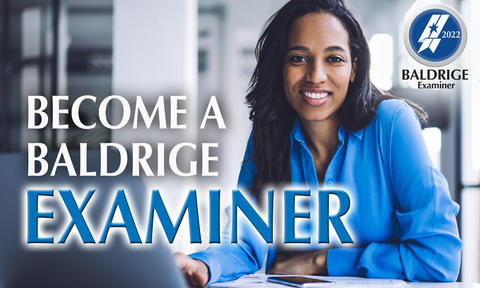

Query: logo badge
left=404, top=4, right=467, bottom=67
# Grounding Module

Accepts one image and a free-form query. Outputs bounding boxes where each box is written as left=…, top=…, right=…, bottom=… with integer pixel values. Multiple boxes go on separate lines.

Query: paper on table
left=326, top=276, right=407, bottom=288
left=209, top=274, right=408, bottom=288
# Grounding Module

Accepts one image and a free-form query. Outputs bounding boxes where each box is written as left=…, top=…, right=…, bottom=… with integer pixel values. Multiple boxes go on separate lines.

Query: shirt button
left=327, top=180, right=333, bottom=185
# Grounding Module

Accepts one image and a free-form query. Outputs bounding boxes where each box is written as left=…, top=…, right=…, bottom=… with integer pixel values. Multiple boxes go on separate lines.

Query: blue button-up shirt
left=190, top=99, right=461, bottom=283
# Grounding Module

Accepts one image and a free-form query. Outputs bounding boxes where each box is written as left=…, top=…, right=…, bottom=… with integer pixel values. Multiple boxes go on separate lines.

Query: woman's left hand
left=269, top=249, right=328, bottom=275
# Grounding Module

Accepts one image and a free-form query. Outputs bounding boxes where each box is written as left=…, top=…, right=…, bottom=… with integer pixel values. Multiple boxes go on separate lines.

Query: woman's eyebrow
left=324, top=45, right=346, bottom=52
left=286, top=45, right=310, bottom=52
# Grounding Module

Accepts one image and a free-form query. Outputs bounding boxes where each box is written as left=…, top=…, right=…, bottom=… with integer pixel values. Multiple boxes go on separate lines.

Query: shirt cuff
left=189, top=251, right=222, bottom=285
left=327, top=248, right=365, bottom=276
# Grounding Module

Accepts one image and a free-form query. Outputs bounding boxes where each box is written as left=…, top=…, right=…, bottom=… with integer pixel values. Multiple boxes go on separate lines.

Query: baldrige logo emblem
left=404, top=4, right=467, bottom=67
left=417, top=14, right=449, bottom=53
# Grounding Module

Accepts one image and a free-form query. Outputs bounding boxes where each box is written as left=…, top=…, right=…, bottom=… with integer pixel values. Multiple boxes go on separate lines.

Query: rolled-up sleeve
left=327, top=101, right=462, bottom=281
left=190, top=222, right=269, bottom=284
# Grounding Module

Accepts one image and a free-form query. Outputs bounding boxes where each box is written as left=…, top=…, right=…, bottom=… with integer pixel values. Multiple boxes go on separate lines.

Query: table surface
left=209, top=274, right=478, bottom=288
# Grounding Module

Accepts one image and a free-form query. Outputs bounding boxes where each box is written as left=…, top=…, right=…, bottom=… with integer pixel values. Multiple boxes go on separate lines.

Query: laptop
left=0, top=151, right=188, bottom=288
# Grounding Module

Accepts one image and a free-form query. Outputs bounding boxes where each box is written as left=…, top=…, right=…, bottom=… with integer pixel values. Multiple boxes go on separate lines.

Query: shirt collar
left=350, top=127, right=365, bottom=140
left=290, top=118, right=365, bottom=144
left=290, top=119, right=305, bottom=144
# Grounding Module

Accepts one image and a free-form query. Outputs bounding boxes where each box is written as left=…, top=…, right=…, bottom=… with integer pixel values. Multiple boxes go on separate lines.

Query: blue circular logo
left=404, top=4, right=467, bottom=67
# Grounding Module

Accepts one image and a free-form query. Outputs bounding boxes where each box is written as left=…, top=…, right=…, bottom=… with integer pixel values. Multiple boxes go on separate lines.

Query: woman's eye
left=327, top=56, right=345, bottom=63
left=289, top=55, right=307, bottom=63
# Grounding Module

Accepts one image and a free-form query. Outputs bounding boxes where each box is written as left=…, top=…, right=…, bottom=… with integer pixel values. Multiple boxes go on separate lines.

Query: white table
left=209, top=274, right=476, bottom=287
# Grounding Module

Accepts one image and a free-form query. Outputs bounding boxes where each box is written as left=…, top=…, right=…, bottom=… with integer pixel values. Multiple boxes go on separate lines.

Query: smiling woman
left=282, top=12, right=356, bottom=183
left=175, top=0, right=462, bottom=285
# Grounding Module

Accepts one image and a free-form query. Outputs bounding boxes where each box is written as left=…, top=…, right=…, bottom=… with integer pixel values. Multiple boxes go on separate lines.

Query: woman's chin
left=299, top=113, right=335, bottom=123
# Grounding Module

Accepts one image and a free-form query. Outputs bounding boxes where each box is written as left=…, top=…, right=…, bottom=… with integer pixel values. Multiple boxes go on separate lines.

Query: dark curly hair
left=245, top=0, right=427, bottom=200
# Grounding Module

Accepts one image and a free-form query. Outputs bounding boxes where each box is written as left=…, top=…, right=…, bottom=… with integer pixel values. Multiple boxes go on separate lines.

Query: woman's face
left=283, top=12, right=355, bottom=123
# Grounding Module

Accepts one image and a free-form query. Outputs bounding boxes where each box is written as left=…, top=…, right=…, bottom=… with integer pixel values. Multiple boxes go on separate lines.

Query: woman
left=175, top=0, right=461, bottom=285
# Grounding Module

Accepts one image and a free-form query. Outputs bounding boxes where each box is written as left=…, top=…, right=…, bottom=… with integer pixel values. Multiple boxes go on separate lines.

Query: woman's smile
left=300, top=88, right=332, bottom=106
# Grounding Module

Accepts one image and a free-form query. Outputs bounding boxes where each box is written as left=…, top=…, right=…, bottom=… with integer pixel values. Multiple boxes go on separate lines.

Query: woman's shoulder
left=361, top=98, right=421, bottom=147
left=373, top=98, right=419, bottom=129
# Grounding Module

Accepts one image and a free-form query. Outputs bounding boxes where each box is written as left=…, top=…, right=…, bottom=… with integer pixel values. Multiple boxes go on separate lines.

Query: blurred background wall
left=0, top=0, right=478, bottom=282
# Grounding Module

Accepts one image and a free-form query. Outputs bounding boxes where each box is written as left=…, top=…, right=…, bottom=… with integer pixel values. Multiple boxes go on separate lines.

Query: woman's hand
left=269, top=249, right=328, bottom=275
left=174, top=252, right=210, bottom=287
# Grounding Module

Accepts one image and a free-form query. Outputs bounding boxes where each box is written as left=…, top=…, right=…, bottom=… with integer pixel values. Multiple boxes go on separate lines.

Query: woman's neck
left=300, top=117, right=340, bottom=165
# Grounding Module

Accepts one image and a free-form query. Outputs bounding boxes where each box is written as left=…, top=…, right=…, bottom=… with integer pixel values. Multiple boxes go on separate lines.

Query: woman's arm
left=188, top=133, right=270, bottom=284
left=327, top=101, right=461, bottom=281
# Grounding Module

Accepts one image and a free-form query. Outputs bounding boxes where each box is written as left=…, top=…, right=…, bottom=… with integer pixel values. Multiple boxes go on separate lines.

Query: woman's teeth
left=302, top=91, right=328, bottom=99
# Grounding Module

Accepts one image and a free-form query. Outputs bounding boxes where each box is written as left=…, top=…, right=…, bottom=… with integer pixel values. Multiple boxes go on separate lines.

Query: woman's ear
left=350, top=57, right=358, bottom=83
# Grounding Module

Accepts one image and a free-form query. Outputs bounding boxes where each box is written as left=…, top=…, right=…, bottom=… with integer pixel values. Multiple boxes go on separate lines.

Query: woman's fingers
left=174, top=252, right=209, bottom=287
left=192, top=269, right=208, bottom=287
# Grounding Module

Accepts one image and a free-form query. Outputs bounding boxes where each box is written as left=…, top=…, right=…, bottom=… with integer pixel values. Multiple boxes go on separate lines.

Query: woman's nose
left=306, top=61, right=327, bottom=84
